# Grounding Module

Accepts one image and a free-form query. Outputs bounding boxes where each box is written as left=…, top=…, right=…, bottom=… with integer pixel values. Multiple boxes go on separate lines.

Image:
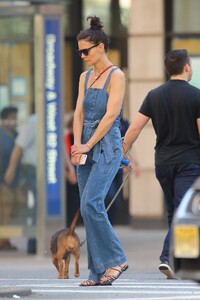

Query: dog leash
left=105, top=170, right=130, bottom=212
left=80, top=169, right=131, bottom=247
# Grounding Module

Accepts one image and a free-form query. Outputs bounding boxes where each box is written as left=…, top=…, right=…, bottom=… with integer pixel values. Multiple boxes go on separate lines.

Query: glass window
left=119, top=0, right=131, bottom=30
left=83, top=0, right=131, bottom=36
left=165, top=1, right=200, bottom=56
left=0, top=16, right=33, bottom=40
left=0, top=15, right=35, bottom=244
left=190, top=57, right=200, bottom=89
left=173, top=0, right=200, bottom=33
left=83, top=0, right=111, bottom=33
left=0, top=41, right=33, bottom=122
left=166, top=1, right=200, bottom=89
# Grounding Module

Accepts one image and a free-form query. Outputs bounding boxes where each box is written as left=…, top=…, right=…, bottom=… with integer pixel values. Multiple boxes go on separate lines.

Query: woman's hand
left=71, top=143, right=91, bottom=166
left=121, top=154, right=140, bottom=175
left=71, top=143, right=91, bottom=156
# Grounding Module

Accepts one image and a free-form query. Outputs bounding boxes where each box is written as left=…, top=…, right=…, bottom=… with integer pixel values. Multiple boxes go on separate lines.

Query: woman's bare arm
left=71, top=69, right=125, bottom=155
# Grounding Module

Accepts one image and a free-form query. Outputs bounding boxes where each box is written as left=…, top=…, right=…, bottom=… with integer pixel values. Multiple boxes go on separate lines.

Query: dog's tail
left=68, top=208, right=80, bottom=235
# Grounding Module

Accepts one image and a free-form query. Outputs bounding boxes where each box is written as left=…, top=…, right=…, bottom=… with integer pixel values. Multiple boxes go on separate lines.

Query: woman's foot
left=100, top=263, right=128, bottom=285
left=79, top=280, right=99, bottom=286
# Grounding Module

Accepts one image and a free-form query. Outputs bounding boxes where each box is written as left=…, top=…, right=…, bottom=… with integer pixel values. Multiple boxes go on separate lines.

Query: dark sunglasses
left=76, top=43, right=100, bottom=57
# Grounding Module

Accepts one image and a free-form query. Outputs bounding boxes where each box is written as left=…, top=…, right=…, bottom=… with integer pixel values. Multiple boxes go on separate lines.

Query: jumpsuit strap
left=84, top=68, right=93, bottom=95
left=103, top=67, right=119, bottom=91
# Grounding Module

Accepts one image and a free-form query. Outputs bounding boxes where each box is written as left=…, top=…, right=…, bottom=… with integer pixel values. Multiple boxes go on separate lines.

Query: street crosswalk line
left=18, top=282, right=200, bottom=290
left=29, top=289, right=200, bottom=294
left=1, top=278, right=200, bottom=299
left=0, top=278, right=198, bottom=285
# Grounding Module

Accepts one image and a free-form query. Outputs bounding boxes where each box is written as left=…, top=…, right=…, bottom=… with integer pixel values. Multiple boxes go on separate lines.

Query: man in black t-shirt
left=123, top=49, right=200, bottom=279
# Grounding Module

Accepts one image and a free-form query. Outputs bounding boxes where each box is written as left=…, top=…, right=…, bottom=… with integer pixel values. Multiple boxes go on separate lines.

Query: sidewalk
left=0, top=226, right=166, bottom=297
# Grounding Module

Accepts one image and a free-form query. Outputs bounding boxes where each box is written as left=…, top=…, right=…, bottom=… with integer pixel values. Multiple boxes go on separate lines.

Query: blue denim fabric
left=155, top=163, right=200, bottom=262
left=76, top=68, right=127, bottom=281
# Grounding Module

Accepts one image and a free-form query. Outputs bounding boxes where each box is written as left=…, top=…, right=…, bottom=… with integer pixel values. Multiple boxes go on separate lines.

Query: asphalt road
left=0, top=226, right=199, bottom=299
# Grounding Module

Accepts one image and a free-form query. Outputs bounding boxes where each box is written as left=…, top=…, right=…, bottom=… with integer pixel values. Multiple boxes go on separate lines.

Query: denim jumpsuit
left=77, top=68, right=127, bottom=282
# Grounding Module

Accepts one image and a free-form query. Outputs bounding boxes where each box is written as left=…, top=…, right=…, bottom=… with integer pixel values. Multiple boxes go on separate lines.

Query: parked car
left=171, top=177, right=200, bottom=281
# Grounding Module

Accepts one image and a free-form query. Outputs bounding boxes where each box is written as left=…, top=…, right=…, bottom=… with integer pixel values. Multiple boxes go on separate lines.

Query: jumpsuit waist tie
left=83, top=120, right=120, bottom=163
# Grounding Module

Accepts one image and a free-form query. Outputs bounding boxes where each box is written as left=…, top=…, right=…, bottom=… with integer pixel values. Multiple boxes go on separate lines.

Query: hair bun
left=87, top=15, right=103, bottom=30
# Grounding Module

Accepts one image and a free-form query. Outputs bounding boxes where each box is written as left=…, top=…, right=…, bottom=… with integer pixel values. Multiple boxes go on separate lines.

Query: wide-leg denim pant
left=77, top=148, right=127, bottom=282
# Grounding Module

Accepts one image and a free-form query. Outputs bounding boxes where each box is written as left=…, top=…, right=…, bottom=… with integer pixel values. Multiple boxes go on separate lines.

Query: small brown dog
left=50, top=209, right=80, bottom=279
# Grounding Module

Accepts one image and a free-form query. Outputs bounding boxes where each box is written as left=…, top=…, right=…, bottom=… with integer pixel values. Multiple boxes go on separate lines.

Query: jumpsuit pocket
left=101, top=128, right=121, bottom=164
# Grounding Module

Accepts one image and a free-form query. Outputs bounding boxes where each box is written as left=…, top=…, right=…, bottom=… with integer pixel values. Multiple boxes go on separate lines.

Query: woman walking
left=71, top=15, right=128, bottom=286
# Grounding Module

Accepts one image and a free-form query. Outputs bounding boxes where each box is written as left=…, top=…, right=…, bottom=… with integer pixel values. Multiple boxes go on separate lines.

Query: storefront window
left=83, top=0, right=130, bottom=36
left=166, top=0, right=200, bottom=88
left=0, top=16, right=32, bottom=40
left=0, top=16, right=33, bottom=120
left=173, top=0, right=200, bottom=33
left=119, top=0, right=131, bottom=30
left=83, top=0, right=111, bottom=33
left=0, top=13, right=36, bottom=250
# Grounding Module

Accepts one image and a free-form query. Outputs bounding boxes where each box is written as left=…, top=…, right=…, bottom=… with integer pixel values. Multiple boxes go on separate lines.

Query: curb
left=0, top=287, right=32, bottom=298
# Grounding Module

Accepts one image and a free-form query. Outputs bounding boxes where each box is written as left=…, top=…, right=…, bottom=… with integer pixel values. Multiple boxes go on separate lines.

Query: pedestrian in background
left=64, top=111, right=81, bottom=227
left=71, top=15, right=128, bottom=286
left=123, top=49, right=200, bottom=279
left=0, top=106, right=19, bottom=250
left=5, top=113, right=37, bottom=254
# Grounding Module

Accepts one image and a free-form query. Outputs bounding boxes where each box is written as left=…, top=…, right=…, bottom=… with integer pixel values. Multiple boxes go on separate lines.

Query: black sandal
left=79, top=280, right=99, bottom=286
left=100, top=264, right=128, bottom=285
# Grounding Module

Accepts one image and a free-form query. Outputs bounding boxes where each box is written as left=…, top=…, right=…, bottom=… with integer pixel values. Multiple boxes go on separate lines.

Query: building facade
left=128, top=0, right=200, bottom=227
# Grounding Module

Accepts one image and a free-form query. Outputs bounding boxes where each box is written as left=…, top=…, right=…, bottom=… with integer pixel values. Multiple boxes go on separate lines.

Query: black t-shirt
left=139, top=80, right=200, bottom=165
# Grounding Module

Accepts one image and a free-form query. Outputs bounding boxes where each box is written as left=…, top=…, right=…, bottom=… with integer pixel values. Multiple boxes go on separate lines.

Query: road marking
left=30, top=288, right=200, bottom=294
left=92, top=298, right=200, bottom=300
left=19, top=283, right=200, bottom=289
left=117, top=298, right=200, bottom=300
left=0, top=278, right=197, bottom=285
left=1, top=278, right=200, bottom=300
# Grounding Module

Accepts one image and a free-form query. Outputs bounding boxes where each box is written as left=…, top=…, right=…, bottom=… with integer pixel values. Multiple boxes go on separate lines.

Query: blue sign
left=44, top=18, right=62, bottom=217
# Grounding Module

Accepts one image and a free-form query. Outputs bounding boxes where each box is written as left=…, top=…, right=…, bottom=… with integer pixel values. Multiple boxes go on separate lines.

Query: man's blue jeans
left=155, top=163, right=200, bottom=263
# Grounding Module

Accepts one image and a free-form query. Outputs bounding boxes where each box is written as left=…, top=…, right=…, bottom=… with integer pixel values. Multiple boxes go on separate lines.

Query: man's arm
left=197, top=118, right=200, bottom=136
left=4, top=145, right=22, bottom=185
left=122, top=112, right=150, bottom=156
